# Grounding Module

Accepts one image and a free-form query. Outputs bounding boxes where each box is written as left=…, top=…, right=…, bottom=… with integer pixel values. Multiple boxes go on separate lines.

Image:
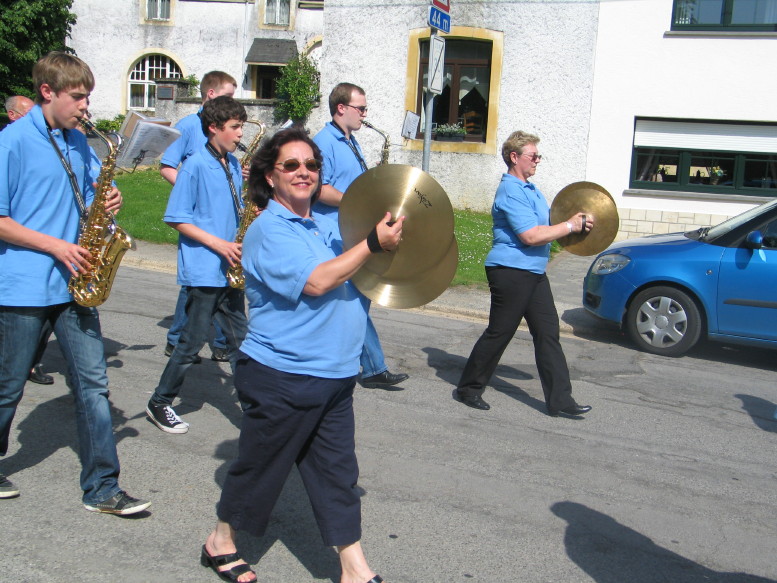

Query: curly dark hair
left=200, top=95, right=247, bottom=136
left=248, top=125, right=323, bottom=209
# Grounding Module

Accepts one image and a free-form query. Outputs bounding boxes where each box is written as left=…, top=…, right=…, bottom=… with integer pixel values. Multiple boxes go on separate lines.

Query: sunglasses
left=275, top=158, right=322, bottom=173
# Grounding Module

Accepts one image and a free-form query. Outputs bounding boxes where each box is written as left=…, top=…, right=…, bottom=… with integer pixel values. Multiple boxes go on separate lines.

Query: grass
left=113, top=168, right=529, bottom=288
left=114, top=168, right=178, bottom=245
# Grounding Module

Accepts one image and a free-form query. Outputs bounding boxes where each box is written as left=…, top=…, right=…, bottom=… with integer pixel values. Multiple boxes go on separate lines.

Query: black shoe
left=84, top=490, right=151, bottom=515
left=360, top=370, right=409, bottom=389
left=548, top=404, right=592, bottom=417
left=453, top=390, right=491, bottom=410
left=211, top=347, right=229, bottom=362
left=28, top=364, right=54, bottom=385
left=164, top=342, right=201, bottom=364
left=146, top=402, right=189, bottom=434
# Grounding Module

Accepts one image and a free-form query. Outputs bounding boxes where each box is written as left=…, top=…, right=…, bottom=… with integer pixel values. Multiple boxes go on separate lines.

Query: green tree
left=0, top=0, right=76, bottom=99
left=274, top=52, right=320, bottom=124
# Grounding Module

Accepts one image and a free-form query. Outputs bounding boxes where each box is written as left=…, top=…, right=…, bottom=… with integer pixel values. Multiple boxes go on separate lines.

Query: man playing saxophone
left=312, top=82, right=409, bottom=390
left=0, top=52, right=151, bottom=514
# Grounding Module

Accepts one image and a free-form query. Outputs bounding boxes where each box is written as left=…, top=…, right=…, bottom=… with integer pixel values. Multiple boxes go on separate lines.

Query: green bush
left=274, top=52, right=320, bottom=123
left=94, top=114, right=125, bottom=134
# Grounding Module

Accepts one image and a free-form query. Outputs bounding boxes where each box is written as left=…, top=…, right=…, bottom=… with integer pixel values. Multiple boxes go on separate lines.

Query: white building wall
left=588, top=0, right=777, bottom=237
left=313, top=0, right=600, bottom=213
left=68, top=0, right=322, bottom=121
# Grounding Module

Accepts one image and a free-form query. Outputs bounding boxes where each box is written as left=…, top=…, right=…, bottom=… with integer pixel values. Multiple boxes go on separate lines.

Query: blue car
left=583, top=199, right=777, bottom=356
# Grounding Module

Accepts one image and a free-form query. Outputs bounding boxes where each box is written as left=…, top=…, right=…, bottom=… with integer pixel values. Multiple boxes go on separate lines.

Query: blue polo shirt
left=160, top=110, right=204, bottom=169
left=485, top=173, right=551, bottom=275
left=312, top=121, right=366, bottom=221
left=164, top=144, right=243, bottom=287
left=0, top=105, right=97, bottom=306
left=239, top=199, right=368, bottom=378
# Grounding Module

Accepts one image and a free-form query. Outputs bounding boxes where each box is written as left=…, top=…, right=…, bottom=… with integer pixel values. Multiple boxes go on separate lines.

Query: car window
left=707, top=198, right=777, bottom=240
left=761, top=219, right=777, bottom=250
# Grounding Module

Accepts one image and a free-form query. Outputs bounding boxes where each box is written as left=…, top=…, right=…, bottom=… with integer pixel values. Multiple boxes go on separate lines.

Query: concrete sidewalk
left=123, top=240, right=600, bottom=335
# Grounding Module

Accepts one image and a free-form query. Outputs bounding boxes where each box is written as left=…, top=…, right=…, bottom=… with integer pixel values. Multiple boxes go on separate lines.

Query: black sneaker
left=211, top=347, right=229, bottom=362
left=0, top=473, right=20, bottom=498
left=146, top=403, right=189, bottom=434
left=164, top=342, right=202, bottom=364
left=84, top=490, right=150, bottom=515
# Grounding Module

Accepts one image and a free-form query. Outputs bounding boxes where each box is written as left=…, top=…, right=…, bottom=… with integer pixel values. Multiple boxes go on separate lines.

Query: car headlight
left=590, top=254, right=630, bottom=275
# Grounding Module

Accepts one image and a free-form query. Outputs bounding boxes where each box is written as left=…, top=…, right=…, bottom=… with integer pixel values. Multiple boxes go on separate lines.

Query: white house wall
left=68, top=0, right=323, bottom=120
left=312, top=0, right=600, bottom=213
left=588, top=0, right=777, bottom=236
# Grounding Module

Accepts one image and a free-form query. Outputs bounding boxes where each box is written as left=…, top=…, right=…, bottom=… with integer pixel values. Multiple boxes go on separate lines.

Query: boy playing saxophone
left=0, top=51, right=150, bottom=514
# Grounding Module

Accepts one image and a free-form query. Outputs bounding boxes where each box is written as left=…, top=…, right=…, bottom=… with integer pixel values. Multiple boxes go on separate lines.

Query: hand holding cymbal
left=551, top=182, right=618, bottom=256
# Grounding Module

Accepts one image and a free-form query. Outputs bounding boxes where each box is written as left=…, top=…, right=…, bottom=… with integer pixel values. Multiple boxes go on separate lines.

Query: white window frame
left=259, top=0, right=295, bottom=29
left=128, top=54, right=182, bottom=111
left=146, top=0, right=171, bottom=20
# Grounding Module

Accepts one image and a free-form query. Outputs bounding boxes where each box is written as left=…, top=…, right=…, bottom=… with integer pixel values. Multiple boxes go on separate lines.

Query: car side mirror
left=745, top=230, right=763, bottom=249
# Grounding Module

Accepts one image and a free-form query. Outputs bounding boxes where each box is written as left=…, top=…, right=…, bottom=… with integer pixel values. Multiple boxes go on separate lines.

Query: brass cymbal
left=549, top=181, right=619, bottom=256
left=352, top=237, right=459, bottom=309
left=339, top=164, right=458, bottom=308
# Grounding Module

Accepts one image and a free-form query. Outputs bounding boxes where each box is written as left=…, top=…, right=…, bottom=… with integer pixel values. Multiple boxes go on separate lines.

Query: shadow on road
left=422, top=346, right=550, bottom=413
left=552, top=501, right=777, bottom=583
left=734, top=394, right=777, bottom=433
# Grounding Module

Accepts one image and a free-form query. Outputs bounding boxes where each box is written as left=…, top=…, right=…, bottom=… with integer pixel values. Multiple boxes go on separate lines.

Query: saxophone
left=362, top=120, right=390, bottom=165
left=68, top=118, right=135, bottom=307
left=227, top=120, right=266, bottom=289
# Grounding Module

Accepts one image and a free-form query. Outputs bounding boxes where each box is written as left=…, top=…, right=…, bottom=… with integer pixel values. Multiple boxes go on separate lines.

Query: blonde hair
left=32, top=52, right=95, bottom=104
left=501, top=131, right=540, bottom=168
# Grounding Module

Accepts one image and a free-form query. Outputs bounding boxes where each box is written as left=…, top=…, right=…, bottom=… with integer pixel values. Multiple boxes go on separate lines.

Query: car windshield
left=702, top=198, right=777, bottom=241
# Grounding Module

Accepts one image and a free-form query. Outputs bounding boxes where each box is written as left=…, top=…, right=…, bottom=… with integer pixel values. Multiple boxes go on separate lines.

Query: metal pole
left=422, top=30, right=436, bottom=172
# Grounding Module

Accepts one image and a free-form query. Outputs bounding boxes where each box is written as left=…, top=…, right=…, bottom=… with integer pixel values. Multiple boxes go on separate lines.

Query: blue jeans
left=359, top=309, right=388, bottom=379
left=151, top=286, right=247, bottom=406
left=167, top=286, right=228, bottom=350
left=0, top=303, right=121, bottom=504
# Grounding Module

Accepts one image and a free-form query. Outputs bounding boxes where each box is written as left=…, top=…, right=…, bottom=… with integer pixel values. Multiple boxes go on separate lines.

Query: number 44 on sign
left=428, top=3, right=451, bottom=33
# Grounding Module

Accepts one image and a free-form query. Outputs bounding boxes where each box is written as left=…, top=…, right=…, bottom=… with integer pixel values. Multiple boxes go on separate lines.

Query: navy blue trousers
left=457, top=266, right=576, bottom=410
left=217, top=356, right=362, bottom=547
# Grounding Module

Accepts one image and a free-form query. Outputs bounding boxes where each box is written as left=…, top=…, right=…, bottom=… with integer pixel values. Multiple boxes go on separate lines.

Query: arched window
left=129, top=54, right=182, bottom=110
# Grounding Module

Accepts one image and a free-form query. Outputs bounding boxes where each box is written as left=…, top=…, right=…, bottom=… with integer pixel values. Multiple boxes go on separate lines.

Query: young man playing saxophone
left=312, top=82, right=409, bottom=390
left=0, top=52, right=150, bottom=514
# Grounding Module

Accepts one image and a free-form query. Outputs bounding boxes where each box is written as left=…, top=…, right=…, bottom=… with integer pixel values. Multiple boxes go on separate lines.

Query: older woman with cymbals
left=454, top=130, right=593, bottom=417
left=201, top=126, right=404, bottom=583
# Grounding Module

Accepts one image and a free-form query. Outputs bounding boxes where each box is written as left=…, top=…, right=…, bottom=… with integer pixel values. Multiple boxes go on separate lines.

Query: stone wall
left=617, top=208, right=733, bottom=240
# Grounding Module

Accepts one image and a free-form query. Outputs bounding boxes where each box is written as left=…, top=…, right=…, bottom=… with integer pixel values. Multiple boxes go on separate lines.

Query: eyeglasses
left=521, top=152, right=542, bottom=162
left=275, top=158, right=322, bottom=173
left=345, top=104, right=368, bottom=114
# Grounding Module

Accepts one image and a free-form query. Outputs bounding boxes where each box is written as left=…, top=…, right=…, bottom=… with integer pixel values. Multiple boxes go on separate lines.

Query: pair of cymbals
left=550, top=181, right=620, bottom=256
left=339, top=165, right=458, bottom=309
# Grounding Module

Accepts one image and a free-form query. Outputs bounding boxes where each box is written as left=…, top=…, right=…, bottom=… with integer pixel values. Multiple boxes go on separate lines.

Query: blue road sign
left=428, top=6, right=451, bottom=34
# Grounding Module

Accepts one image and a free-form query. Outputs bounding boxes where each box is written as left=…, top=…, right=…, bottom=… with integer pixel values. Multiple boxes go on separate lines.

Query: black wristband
left=366, top=226, right=383, bottom=253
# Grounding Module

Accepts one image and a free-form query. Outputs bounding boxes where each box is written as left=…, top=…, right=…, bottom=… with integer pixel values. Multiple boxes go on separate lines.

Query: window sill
left=624, top=188, right=775, bottom=204
left=405, top=138, right=496, bottom=155
left=664, top=30, right=777, bottom=38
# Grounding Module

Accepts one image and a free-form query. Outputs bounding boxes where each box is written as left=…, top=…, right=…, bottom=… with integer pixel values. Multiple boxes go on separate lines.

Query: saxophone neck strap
left=206, top=142, right=242, bottom=217
left=332, top=121, right=368, bottom=173
left=47, top=126, right=87, bottom=217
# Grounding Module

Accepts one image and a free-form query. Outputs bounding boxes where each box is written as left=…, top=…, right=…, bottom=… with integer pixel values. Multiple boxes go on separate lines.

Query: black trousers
left=217, top=356, right=362, bottom=547
left=457, top=266, right=576, bottom=410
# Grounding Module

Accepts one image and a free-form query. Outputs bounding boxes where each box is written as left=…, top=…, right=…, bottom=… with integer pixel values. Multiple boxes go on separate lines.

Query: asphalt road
left=2, top=265, right=776, bottom=583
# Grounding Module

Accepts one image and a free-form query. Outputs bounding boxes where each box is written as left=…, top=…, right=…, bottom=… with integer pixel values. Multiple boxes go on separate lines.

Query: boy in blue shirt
left=0, top=52, right=150, bottom=514
left=160, top=71, right=238, bottom=364
left=146, top=96, right=248, bottom=434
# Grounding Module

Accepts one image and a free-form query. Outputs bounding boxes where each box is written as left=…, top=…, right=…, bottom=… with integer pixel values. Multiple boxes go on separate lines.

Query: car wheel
left=625, top=286, right=702, bottom=357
